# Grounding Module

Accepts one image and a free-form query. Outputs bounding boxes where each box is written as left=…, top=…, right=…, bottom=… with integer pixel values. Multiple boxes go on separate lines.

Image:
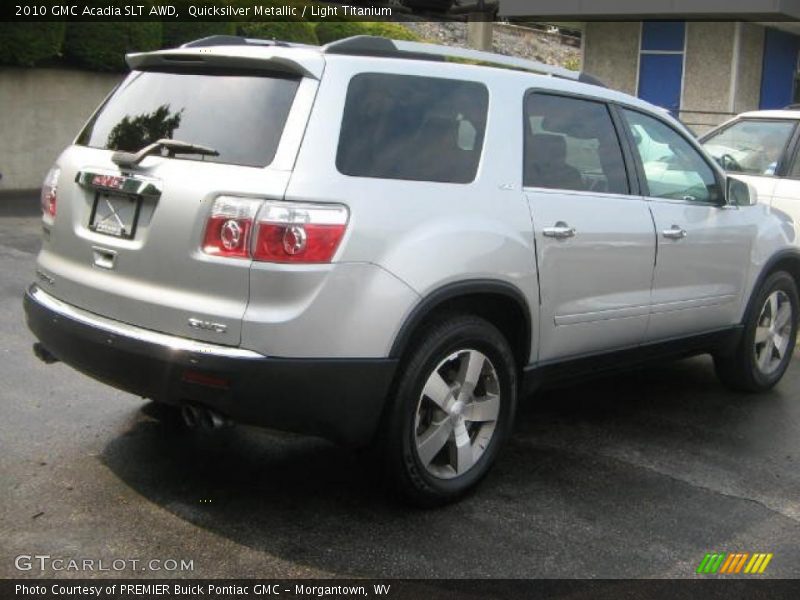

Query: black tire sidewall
left=389, top=315, right=518, bottom=503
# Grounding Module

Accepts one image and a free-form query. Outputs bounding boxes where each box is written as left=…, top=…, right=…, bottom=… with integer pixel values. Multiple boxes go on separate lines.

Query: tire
left=715, top=271, right=798, bottom=392
left=377, top=314, right=518, bottom=507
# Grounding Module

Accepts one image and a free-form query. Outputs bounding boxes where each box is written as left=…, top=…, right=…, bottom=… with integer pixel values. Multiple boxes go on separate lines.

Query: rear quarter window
left=336, top=73, right=489, bottom=184
left=77, top=70, right=300, bottom=168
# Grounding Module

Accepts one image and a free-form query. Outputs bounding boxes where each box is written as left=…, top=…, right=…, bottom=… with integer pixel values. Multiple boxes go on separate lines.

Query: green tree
left=0, top=23, right=65, bottom=67
left=162, top=0, right=236, bottom=48
left=239, top=21, right=319, bottom=45
left=315, top=22, right=420, bottom=45
left=107, top=105, right=183, bottom=152
left=64, top=21, right=162, bottom=71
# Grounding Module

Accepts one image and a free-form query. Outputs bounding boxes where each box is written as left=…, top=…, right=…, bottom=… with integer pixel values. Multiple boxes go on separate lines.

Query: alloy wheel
left=414, top=349, right=501, bottom=479
left=754, top=290, right=793, bottom=375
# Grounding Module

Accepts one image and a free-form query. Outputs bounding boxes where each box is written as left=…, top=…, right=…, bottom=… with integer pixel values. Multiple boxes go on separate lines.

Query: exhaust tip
left=181, top=404, right=231, bottom=430
left=199, top=407, right=230, bottom=430
left=181, top=404, right=200, bottom=429
left=33, top=343, right=59, bottom=364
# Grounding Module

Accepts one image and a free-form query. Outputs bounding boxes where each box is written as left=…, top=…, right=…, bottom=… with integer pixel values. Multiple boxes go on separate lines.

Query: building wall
left=679, top=22, right=767, bottom=133
left=584, top=21, right=772, bottom=135
left=680, top=22, right=736, bottom=132
left=735, top=23, right=766, bottom=114
left=0, top=68, right=122, bottom=191
left=583, top=22, right=640, bottom=96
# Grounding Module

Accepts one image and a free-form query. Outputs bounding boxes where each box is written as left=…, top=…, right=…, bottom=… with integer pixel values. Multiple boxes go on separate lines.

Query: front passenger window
left=622, top=109, right=721, bottom=203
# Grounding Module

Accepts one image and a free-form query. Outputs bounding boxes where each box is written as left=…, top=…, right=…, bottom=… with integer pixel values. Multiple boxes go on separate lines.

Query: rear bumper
left=24, top=285, right=397, bottom=446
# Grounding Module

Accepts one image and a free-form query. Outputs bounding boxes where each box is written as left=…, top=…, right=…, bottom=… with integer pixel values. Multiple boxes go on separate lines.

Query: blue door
left=760, top=28, right=800, bottom=109
left=638, top=22, right=685, bottom=117
left=639, top=54, right=683, bottom=115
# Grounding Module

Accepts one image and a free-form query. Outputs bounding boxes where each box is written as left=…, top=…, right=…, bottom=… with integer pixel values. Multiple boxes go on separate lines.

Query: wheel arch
left=389, top=279, right=533, bottom=369
left=743, top=248, right=800, bottom=322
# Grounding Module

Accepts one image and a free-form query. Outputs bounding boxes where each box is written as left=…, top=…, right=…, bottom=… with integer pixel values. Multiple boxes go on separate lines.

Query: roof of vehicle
left=126, top=34, right=682, bottom=131
left=736, top=109, right=800, bottom=120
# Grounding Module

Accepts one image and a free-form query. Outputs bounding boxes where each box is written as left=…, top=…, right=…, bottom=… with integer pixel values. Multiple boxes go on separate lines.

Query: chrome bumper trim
left=28, top=285, right=264, bottom=360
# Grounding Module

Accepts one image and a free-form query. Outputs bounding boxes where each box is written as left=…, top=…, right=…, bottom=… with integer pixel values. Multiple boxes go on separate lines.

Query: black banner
left=0, top=1, right=483, bottom=23
left=3, top=579, right=800, bottom=600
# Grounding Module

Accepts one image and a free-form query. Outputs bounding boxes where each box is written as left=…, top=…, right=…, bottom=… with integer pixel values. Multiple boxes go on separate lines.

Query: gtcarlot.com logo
left=696, top=552, right=773, bottom=575
left=14, top=554, right=194, bottom=572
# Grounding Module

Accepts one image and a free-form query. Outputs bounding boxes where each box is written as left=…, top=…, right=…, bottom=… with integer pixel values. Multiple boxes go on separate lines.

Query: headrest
left=423, top=116, right=457, bottom=142
left=529, top=133, right=567, bottom=163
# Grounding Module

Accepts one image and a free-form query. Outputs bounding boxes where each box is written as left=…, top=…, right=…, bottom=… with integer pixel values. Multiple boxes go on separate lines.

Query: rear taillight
left=253, top=202, right=349, bottom=264
left=40, top=166, right=60, bottom=219
left=202, top=196, right=261, bottom=258
left=202, top=197, right=349, bottom=264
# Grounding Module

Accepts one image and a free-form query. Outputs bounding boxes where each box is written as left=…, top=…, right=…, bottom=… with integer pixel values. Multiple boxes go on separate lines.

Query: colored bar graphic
left=697, top=553, right=726, bottom=574
left=696, top=553, right=712, bottom=573
left=758, top=554, right=774, bottom=573
left=719, top=554, right=736, bottom=573
left=745, top=554, right=762, bottom=574
left=733, top=553, right=749, bottom=574
left=719, top=553, right=747, bottom=574
left=698, top=552, right=772, bottom=575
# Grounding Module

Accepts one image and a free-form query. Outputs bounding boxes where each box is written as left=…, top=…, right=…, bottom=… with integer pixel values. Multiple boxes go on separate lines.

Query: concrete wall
left=583, top=21, right=769, bottom=135
left=583, top=22, right=640, bottom=96
left=680, top=22, right=767, bottom=133
left=734, top=22, right=765, bottom=114
left=0, top=68, right=122, bottom=191
left=680, top=22, right=737, bottom=132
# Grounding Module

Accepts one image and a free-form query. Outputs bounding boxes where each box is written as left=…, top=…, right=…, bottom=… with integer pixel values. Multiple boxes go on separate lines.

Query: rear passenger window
left=337, top=73, right=488, bottom=183
left=524, top=93, right=629, bottom=195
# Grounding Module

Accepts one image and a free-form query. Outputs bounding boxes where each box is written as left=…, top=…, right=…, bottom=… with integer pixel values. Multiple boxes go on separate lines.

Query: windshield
left=701, top=119, right=795, bottom=176
left=77, top=70, right=300, bottom=168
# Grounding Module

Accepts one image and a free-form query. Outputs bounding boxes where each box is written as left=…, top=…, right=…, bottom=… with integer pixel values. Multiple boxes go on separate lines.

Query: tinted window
left=77, top=70, right=300, bottom=168
left=523, top=94, right=629, bottom=194
left=337, top=73, right=488, bottom=183
left=622, top=109, right=720, bottom=203
left=702, top=119, right=795, bottom=176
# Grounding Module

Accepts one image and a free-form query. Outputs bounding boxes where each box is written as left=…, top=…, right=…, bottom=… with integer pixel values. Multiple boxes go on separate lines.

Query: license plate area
left=88, top=192, right=143, bottom=240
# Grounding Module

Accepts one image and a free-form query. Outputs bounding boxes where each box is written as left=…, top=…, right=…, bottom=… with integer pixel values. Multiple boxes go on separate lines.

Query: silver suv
left=24, top=36, right=800, bottom=505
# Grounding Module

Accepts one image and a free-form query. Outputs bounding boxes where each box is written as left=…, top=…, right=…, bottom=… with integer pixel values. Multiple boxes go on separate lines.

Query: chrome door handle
left=543, top=221, right=576, bottom=239
left=662, top=225, right=687, bottom=240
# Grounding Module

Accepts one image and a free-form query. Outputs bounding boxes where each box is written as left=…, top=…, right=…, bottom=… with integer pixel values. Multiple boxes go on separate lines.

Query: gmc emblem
left=92, top=174, right=124, bottom=190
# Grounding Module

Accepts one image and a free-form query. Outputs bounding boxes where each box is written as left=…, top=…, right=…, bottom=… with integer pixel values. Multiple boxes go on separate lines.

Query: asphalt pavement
left=1, top=193, right=799, bottom=579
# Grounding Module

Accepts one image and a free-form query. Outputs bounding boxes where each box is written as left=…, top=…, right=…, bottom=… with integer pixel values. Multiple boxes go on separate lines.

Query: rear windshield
left=77, top=70, right=300, bottom=168
left=336, top=73, right=489, bottom=184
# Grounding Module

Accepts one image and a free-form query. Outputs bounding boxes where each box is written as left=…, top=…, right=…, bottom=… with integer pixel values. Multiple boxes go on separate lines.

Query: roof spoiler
left=126, top=39, right=322, bottom=79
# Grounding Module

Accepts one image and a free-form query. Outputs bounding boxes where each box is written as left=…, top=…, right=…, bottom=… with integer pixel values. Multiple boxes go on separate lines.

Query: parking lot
left=1, top=193, right=799, bottom=579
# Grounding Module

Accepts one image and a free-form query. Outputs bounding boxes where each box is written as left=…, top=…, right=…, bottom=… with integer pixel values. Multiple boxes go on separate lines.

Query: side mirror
left=726, top=176, right=757, bottom=206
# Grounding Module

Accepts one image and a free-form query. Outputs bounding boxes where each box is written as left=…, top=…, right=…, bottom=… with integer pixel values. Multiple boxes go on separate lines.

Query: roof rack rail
left=322, top=36, right=605, bottom=87
left=181, top=35, right=315, bottom=50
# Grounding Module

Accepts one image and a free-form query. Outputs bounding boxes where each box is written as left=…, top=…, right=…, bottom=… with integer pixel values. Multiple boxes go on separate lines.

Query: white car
left=701, top=110, right=800, bottom=225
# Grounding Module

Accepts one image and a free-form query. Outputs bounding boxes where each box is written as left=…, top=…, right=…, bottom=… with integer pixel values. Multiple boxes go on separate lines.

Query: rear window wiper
left=111, top=138, right=219, bottom=168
